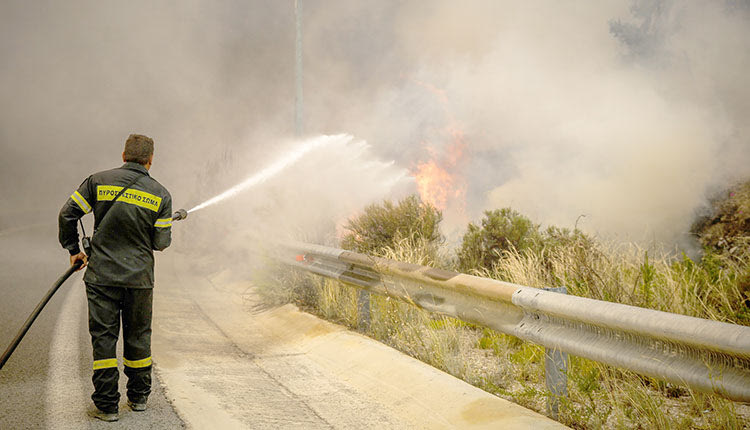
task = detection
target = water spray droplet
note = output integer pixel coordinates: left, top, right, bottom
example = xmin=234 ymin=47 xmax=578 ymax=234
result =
xmin=188 ymin=134 xmax=352 ymax=213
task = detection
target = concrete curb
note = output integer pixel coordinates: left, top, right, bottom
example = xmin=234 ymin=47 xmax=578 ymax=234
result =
xmin=152 ymin=253 xmax=568 ymax=429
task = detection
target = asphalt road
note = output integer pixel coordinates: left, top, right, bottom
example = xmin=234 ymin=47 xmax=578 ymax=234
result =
xmin=0 ymin=223 xmax=183 ymax=428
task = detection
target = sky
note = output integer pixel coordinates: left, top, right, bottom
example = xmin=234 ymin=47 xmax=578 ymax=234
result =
xmin=0 ymin=0 xmax=748 ymax=247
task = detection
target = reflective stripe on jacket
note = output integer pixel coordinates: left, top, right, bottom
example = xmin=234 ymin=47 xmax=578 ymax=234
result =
xmin=59 ymin=162 xmax=173 ymax=288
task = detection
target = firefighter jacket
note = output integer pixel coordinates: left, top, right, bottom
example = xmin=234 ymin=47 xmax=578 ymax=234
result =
xmin=58 ymin=162 xmax=173 ymax=288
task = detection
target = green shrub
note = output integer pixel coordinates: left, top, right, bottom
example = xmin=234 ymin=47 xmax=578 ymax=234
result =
xmin=458 ymin=208 xmax=543 ymax=272
xmin=341 ymin=194 xmax=443 ymax=256
xmin=542 ymin=225 xmax=595 ymax=253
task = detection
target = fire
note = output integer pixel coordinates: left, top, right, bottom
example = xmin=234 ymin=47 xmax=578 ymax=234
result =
xmin=414 ymin=160 xmax=453 ymax=210
xmin=408 ymin=78 xmax=468 ymax=215
xmin=412 ymin=134 xmax=466 ymax=210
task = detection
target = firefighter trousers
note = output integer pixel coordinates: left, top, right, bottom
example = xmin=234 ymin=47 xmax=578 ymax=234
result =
xmin=85 ymin=283 xmax=153 ymax=413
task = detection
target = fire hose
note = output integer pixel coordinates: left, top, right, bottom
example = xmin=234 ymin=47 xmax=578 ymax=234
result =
xmin=0 ymin=209 xmax=189 ymax=371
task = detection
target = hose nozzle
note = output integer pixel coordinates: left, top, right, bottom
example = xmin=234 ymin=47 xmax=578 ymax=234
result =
xmin=172 ymin=209 xmax=188 ymax=221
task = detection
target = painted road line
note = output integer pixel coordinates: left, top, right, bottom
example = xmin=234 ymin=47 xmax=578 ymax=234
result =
xmin=45 ymin=278 xmax=88 ymax=427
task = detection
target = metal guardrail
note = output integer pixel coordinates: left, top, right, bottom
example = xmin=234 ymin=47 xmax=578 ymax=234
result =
xmin=274 ymin=241 xmax=750 ymax=404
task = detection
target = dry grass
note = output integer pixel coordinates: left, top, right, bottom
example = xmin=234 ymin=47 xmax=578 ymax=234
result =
xmin=258 ymin=236 xmax=750 ymax=429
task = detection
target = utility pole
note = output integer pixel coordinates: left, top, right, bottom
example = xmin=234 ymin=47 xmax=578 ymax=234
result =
xmin=294 ymin=0 xmax=304 ymax=136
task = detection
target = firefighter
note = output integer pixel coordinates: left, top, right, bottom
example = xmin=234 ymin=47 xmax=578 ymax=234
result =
xmin=58 ymin=134 xmax=173 ymax=422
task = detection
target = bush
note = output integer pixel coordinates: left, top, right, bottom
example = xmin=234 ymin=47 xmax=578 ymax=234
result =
xmin=341 ymin=195 xmax=443 ymax=256
xmin=542 ymin=225 xmax=595 ymax=252
xmin=457 ymin=208 xmax=543 ymax=272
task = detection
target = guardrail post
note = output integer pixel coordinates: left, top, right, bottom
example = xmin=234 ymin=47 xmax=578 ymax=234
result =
xmin=357 ymin=290 xmax=371 ymax=330
xmin=543 ymin=286 xmax=568 ymax=421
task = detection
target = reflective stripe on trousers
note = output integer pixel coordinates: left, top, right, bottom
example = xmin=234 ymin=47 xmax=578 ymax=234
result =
xmin=86 ymin=283 xmax=153 ymax=412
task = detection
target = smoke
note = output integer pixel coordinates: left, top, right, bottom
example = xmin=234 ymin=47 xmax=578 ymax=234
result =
xmin=479 ymin=0 xmax=750 ymax=242
xmin=1 ymin=1 xmax=747 ymax=248
xmin=302 ymin=0 xmax=750 ymax=243
xmin=0 ymin=1 xmax=298 ymax=225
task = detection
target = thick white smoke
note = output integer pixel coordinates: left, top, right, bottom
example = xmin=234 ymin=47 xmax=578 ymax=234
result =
xmin=301 ymin=0 xmax=750 ymax=243
xmin=1 ymin=1 xmax=747 ymax=247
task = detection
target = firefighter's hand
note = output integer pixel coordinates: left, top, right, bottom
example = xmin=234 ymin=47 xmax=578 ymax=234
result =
xmin=70 ymin=252 xmax=88 ymax=271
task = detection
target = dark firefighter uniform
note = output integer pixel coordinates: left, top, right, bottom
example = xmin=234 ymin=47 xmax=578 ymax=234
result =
xmin=58 ymin=161 xmax=172 ymax=414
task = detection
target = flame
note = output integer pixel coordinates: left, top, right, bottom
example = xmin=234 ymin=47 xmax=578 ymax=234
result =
xmin=414 ymin=160 xmax=453 ymax=210
xmin=411 ymin=131 xmax=467 ymax=211
xmin=408 ymin=78 xmax=468 ymax=219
